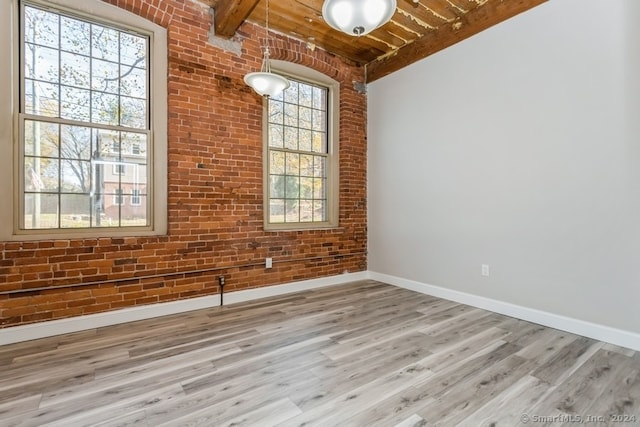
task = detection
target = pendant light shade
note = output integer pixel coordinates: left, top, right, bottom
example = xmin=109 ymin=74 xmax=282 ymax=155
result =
xmin=244 ymin=49 xmax=290 ymax=97
xmin=322 ymin=0 xmax=397 ymax=36
xmin=244 ymin=0 xmax=289 ymax=97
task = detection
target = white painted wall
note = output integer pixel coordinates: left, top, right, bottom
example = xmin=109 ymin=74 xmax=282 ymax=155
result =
xmin=368 ymin=0 xmax=640 ymax=334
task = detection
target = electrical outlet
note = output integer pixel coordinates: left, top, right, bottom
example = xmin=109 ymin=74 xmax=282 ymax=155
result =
xmin=266 ymin=257 xmax=273 ymax=269
xmin=481 ymin=264 xmax=490 ymax=277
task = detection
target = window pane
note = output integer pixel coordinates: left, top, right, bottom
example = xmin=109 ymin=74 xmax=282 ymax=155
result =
xmin=91 ymin=189 xmax=110 ymax=227
xmin=132 ymin=163 xmax=148 ymax=186
xmin=61 ymin=52 xmax=90 ymax=88
xmin=284 ymin=127 xmax=297 ymax=150
xmin=312 ymin=86 xmax=326 ymax=110
xmin=61 ymin=86 xmax=91 ymax=122
xmin=300 ymin=177 xmax=313 ymax=199
xmin=24 ymin=7 xmax=59 ymax=48
xmin=121 ymin=67 xmax=146 ymax=98
xmin=24 ymin=157 xmax=58 ymax=192
xmin=127 ymin=195 xmax=148 ymax=226
xmin=299 ymin=107 xmax=312 ymax=130
xmin=270 ymin=199 xmax=285 ymax=223
xmin=24 ymin=193 xmax=59 ymax=229
xmin=285 ymin=176 xmax=299 ymax=199
xmin=94 ymin=129 xmax=119 ymax=157
xmin=300 ymin=154 xmax=313 ymax=177
xmin=92 ymin=59 xmax=120 ymax=94
xmin=92 ymin=92 xmax=119 ymax=126
xmin=284 ymin=81 xmax=298 ymax=104
xmin=300 ymin=200 xmax=313 ymax=222
xmin=299 ymin=84 xmax=312 ymax=108
xmin=284 ymin=103 xmax=298 ymax=127
xmin=285 ymin=152 xmax=299 ymax=175
xmin=25 ymin=45 xmax=59 ymax=83
xmin=270 ymin=151 xmax=284 ymax=174
xmin=270 ymin=175 xmax=285 ymax=198
xmin=122 ymin=132 xmax=147 ymax=156
xmin=312 ymin=109 xmax=325 ymax=132
xmin=24 ymin=120 xmax=59 ymax=157
xmin=313 ymin=200 xmax=326 ymax=221
xmin=313 ymin=156 xmax=325 ymax=178
xmin=120 ymin=97 xmax=147 ymax=129
xmin=312 ymin=132 xmax=326 ymax=153
xmin=120 ymin=33 xmax=146 ymax=68
xmin=91 ymin=25 xmax=119 ymax=62
xmin=61 ymin=159 xmax=91 ymax=193
xmin=61 ymin=125 xmax=92 ymax=160
xmin=25 ymin=80 xmax=59 ymax=116
xmin=269 ymin=124 xmax=284 ymax=148
xmin=299 ymin=130 xmax=312 ymax=153
xmin=61 ymin=194 xmax=90 ymax=228
xmin=61 ymin=16 xmax=90 ymax=55
xmin=285 ymin=199 xmax=299 ymax=222
xmin=269 ymin=100 xmax=283 ymax=124
xmin=313 ymin=178 xmax=326 ymax=199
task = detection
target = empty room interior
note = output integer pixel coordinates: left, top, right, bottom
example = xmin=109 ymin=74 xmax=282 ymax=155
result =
xmin=1 ymin=0 xmax=640 ymax=425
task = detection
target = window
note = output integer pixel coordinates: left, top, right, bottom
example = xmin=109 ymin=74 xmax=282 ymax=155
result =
xmin=113 ymin=188 xmax=124 ymax=205
xmin=264 ymin=62 xmax=339 ymax=230
xmin=131 ymin=188 xmax=141 ymax=206
xmin=0 ymin=0 xmax=167 ymax=239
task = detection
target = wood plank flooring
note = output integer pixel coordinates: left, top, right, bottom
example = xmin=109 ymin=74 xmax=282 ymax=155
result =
xmin=1 ymin=280 xmax=639 ymax=426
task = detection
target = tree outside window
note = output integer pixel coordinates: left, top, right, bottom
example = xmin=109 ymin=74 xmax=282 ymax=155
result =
xmin=266 ymin=79 xmax=330 ymax=226
xmin=21 ymin=3 xmax=149 ymax=229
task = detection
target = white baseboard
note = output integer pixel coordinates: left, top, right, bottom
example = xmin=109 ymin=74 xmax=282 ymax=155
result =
xmin=369 ymin=271 xmax=640 ymax=352
xmin=5 ymin=270 xmax=638 ymax=352
xmin=0 ymin=271 xmax=368 ymax=346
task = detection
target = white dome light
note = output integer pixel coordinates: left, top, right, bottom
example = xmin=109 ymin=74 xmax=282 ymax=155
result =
xmin=244 ymin=71 xmax=290 ymax=98
xmin=322 ymin=0 xmax=397 ymax=36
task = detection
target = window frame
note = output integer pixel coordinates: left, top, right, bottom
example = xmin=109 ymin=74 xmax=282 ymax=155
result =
xmin=0 ymin=0 xmax=167 ymax=240
xmin=263 ymin=61 xmax=340 ymax=231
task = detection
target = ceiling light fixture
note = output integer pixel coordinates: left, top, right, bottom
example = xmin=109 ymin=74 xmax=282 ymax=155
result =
xmin=244 ymin=0 xmax=289 ymax=97
xmin=322 ymin=0 xmax=397 ymax=36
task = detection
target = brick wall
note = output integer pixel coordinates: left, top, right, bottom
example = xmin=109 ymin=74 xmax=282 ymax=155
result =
xmin=0 ymin=0 xmax=367 ymax=328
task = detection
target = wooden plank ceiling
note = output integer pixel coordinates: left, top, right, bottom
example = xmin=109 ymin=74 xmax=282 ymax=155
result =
xmin=207 ymin=0 xmax=548 ymax=82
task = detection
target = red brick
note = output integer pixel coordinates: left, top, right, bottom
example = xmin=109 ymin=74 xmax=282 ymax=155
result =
xmin=0 ymin=0 xmax=367 ymax=328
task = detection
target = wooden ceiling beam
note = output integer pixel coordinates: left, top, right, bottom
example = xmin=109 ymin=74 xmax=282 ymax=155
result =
xmin=366 ymin=0 xmax=548 ymax=83
xmin=213 ymin=0 xmax=261 ymax=38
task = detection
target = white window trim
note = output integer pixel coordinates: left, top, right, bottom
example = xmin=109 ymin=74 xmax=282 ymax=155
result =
xmin=0 ymin=0 xmax=167 ymax=240
xmin=263 ymin=60 xmax=340 ymax=231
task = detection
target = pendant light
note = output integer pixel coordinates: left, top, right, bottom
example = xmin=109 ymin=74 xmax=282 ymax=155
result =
xmin=322 ymin=0 xmax=397 ymax=36
xmin=244 ymin=0 xmax=290 ymax=97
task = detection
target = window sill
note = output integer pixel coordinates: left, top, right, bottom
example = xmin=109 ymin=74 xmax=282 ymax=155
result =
xmin=264 ymin=223 xmax=342 ymax=233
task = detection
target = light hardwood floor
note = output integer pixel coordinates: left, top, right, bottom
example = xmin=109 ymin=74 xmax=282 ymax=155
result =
xmin=1 ymin=280 xmax=639 ymax=426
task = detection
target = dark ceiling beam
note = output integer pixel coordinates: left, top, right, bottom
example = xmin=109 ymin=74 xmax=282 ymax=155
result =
xmin=213 ymin=0 xmax=261 ymax=38
xmin=366 ymin=0 xmax=549 ymax=83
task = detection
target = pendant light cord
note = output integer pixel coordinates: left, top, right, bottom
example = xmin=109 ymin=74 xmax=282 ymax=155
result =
xmin=263 ymin=0 xmax=271 ymax=73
